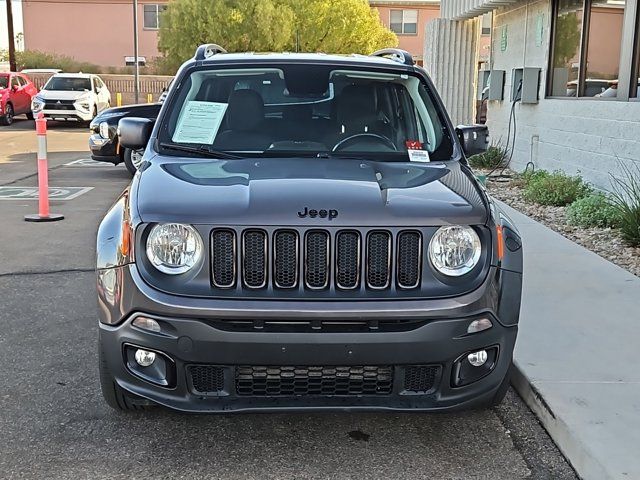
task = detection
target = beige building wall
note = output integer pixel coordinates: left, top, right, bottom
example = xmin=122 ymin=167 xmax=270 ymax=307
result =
xmin=371 ymin=2 xmax=441 ymax=64
xmin=21 ymin=0 xmax=166 ymax=67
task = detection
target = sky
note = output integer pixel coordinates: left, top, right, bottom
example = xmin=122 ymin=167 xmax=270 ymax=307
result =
xmin=0 ymin=0 xmax=25 ymax=52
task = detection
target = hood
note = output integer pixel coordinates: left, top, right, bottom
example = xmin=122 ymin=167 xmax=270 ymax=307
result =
xmin=94 ymin=102 xmax=161 ymax=121
xmin=135 ymin=157 xmax=488 ymax=227
xmin=37 ymin=89 xmax=90 ymax=101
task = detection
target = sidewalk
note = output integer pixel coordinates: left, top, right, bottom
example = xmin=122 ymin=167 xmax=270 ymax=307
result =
xmin=500 ymin=201 xmax=640 ymax=480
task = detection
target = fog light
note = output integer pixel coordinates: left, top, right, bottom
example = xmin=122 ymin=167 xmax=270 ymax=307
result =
xmin=134 ymin=349 xmax=156 ymax=367
xmin=467 ymin=350 xmax=488 ymax=367
xmin=467 ymin=318 xmax=492 ymax=334
xmin=132 ymin=316 xmax=161 ymax=333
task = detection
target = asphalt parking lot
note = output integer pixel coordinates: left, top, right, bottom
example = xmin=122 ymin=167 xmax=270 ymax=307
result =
xmin=0 ymin=117 xmax=578 ymax=479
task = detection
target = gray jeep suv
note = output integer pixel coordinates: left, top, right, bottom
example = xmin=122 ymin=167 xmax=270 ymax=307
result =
xmin=97 ymin=44 xmax=523 ymax=412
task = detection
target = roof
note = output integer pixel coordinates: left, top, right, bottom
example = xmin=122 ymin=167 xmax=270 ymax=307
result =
xmin=51 ymin=73 xmax=94 ymax=78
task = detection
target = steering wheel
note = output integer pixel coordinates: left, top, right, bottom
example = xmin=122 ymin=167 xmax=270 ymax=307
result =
xmin=332 ymin=133 xmax=397 ymax=152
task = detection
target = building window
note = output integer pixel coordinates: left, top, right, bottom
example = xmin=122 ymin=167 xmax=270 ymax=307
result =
xmin=390 ymin=10 xmax=418 ymax=35
xmin=143 ymin=4 xmax=167 ymax=30
xmin=549 ymin=0 xmax=627 ymax=97
xmin=481 ymin=13 xmax=492 ymax=36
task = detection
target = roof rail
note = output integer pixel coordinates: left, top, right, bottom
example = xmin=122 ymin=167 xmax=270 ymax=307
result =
xmin=194 ymin=44 xmax=228 ymax=61
xmin=370 ymin=48 xmax=414 ymax=66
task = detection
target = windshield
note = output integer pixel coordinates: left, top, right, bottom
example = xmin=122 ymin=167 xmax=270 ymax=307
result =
xmin=159 ymin=65 xmax=454 ymax=161
xmin=44 ymin=76 xmax=91 ymax=92
xmin=0 ymin=76 xmax=8 ymax=89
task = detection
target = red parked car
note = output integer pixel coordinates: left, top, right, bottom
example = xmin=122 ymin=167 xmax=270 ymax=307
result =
xmin=0 ymin=72 xmax=38 ymax=125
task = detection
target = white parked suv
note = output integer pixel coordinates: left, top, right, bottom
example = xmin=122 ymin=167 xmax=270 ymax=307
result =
xmin=31 ymin=73 xmax=111 ymax=123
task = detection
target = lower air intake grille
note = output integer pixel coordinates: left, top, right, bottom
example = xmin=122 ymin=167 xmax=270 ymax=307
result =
xmin=367 ymin=231 xmax=391 ymax=289
xmin=211 ymin=229 xmax=236 ymax=288
xmin=188 ymin=365 xmax=225 ymax=393
xmin=242 ymin=230 xmax=267 ymax=288
xmin=235 ymin=365 xmax=394 ymax=396
xmin=404 ymin=365 xmax=439 ymax=393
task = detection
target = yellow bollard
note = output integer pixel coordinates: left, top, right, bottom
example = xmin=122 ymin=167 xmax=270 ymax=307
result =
xmin=116 ymin=92 xmax=122 ymax=107
xmin=147 ymin=93 xmax=153 ymax=104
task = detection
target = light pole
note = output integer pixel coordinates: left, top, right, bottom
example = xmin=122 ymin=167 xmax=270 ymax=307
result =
xmin=5 ymin=0 xmax=17 ymax=71
xmin=132 ymin=0 xmax=140 ymax=103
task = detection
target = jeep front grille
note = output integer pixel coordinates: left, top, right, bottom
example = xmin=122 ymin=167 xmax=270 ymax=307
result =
xmin=336 ymin=231 xmax=360 ymax=289
xmin=366 ymin=231 xmax=391 ymax=289
xmin=274 ymin=230 xmax=298 ymax=288
xmin=242 ymin=230 xmax=267 ymax=288
xmin=305 ymin=230 xmax=330 ymax=289
xmin=211 ymin=229 xmax=236 ymax=288
xmin=210 ymin=227 xmax=425 ymax=293
xmin=397 ymin=231 xmax=422 ymax=289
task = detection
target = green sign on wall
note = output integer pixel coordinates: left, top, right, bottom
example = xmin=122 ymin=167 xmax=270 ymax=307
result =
xmin=500 ymin=25 xmax=508 ymax=52
xmin=535 ymin=14 xmax=544 ymax=47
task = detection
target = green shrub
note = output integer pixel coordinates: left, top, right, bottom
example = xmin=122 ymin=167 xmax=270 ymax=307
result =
xmin=566 ymin=193 xmax=621 ymax=228
xmin=523 ymin=170 xmax=591 ymax=206
xmin=519 ymin=169 xmax=549 ymax=187
xmin=0 ymin=49 xmax=102 ymax=73
xmin=609 ymin=163 xmax=640 ymax=246
xmin=468 ymin=143 xmax=509 ymax=169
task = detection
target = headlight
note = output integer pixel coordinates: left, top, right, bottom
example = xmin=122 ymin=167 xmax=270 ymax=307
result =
xmin=32 ymin=97 xmax=44 ymax=111
xmin=146 ymin=223 xmax=203 ymax=274
xmin=99 ymin=122 xmax=110 ymax=139
xmin=428 ymin=226 xmax=481 ymax=276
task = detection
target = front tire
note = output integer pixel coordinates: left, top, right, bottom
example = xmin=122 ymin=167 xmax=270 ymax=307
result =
xmin=123 ymin=148 xmax=143 ymax=176
xmin=26 ymin=111 xmax=35 ymax=120
xmin=0 ymin=103 xmax=14 ymax=125
xmin=99 ymin=341 xmax=152 ymax=411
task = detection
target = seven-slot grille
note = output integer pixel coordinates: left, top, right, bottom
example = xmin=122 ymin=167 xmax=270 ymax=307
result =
xmin=211 ymin=228 xmax=423 ymax=291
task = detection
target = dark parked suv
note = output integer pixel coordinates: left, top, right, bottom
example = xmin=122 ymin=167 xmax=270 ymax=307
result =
xmin=97 ymin=44 xmax=523 ymax=412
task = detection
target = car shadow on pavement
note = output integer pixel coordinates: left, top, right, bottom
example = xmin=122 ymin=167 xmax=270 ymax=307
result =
xmin=1 ymin=118 xmax=91 ymax=132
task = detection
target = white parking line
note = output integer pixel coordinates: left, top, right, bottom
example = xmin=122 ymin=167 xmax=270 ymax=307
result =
xmin=64 ymin=158 xmax=108 ymax=167
xmin=0 ymin=186 xmax=94 ymax=200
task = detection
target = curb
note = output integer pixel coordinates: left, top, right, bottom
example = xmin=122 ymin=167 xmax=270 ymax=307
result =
xmin=510 ymin=360 xmax=610 ymax=480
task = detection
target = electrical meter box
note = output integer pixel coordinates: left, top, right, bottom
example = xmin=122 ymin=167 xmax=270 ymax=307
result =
xmin=488 ymin=70 xmax=505 ymax=101
xmin=477 ymin=70 xmax=491 ymax=100
xmin=511 ymin=67 xmax=541 ymax=103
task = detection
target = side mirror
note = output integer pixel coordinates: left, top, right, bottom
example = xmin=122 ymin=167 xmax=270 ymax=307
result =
xmin=456 ymin=125 xmax=489 ymax=157
xmin=118 ymin=117 xmax=154 ymax=149
xmin=12 ymin=84 xmax=19 ymax=92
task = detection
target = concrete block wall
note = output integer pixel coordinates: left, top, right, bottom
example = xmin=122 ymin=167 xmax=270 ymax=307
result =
xmin=486 ymin=0 xmax=640 ymax=189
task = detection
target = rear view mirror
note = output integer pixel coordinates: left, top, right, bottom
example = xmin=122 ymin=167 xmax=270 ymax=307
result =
xmin=456 ymin=125 xmax=489 ymax=157
xmin=118 ymin=117 xmax=154 ymax=149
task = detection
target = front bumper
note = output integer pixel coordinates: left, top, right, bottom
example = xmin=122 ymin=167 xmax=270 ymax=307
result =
xmin=89 ymin=133 xmax=119 ymax=164
xmin=98 ymin=265 xmax=521 ymax=412
xmin=40 ymin=108 xmax=93 ymax=122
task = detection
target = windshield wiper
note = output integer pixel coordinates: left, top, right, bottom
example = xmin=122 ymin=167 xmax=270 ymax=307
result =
xmin=317 ymin=151 xmax=408 ymax=162
xmin=159 ymin=142 xmax=244 ymax=160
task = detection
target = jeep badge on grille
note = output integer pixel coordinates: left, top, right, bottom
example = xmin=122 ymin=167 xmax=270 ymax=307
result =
xmin=297 ymin=207 xmax=338 ymax=220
